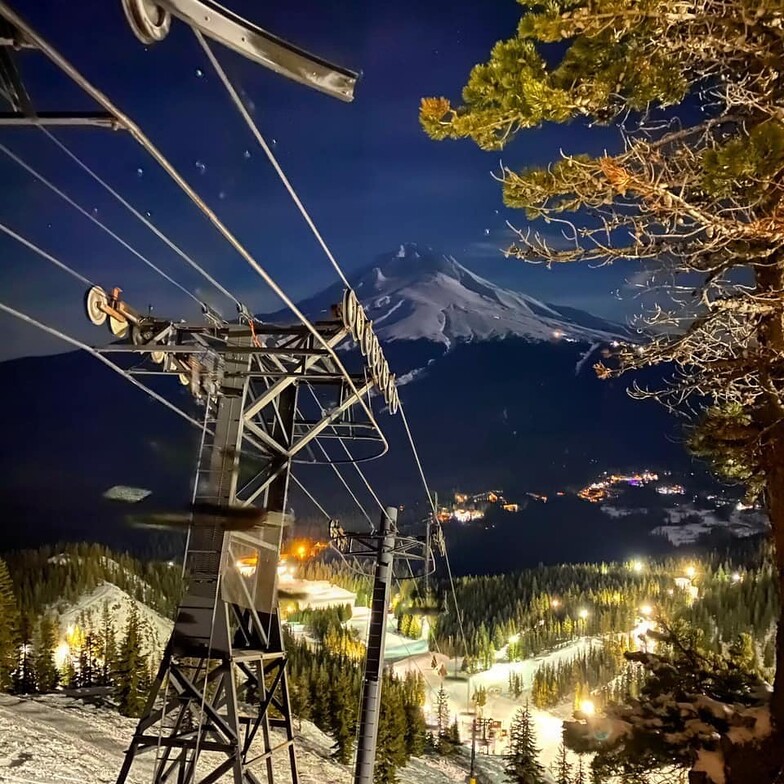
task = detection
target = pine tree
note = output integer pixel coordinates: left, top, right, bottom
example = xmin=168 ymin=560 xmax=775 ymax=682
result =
xmin=574 ymin=755 xmax=586 ymax=784
xmin=374 ymin=676 xmax=408 ymax=784
xmin=420 ymin=0 xmax=784 ymax=761
xmin=329 ymin=666 xmax=356 ymax=764
xmin=14 ymin=615 xmax=35 ymax=695
xmin=553 ymin=743 xmax=572 ymax=784
xmin=290 ymin=676 xmax=311 ymax=730
xmin=114 ymin=605 xmax=149 ymax=717
xmin=403 ymin=675 xmax=427 ymax=757
xmin=506 ymin=703 xmax=545 ymax=784
xmin=97 ymin=601 xmax=117 ymax=687
xmin=0 ymin=557 xmax=20 ymax=692
xmin=33 ymin=615 xmax=59 ymax=692
xmin=434 ymin=683 xmax=451 ymax=754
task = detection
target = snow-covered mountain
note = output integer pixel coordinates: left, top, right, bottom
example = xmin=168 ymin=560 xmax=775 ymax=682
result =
xmin=275 ymin=243 xmax=624 ymax=348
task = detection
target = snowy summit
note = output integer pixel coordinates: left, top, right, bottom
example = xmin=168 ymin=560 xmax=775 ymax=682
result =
xmin=283 ymin=243 xmax=624 ymax=348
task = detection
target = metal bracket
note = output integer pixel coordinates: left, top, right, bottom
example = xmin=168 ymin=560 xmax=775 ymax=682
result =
xmin=122 ymin=0 xmax=359 ymax=101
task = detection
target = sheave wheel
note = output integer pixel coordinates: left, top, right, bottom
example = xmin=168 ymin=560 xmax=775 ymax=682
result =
xmin=121 ymin=0 xmax=171 ymax=45
xmin=108 ymin=315 xmax=129 ymax=339
xmin=85 ymin=286 xmax=108 ymax=326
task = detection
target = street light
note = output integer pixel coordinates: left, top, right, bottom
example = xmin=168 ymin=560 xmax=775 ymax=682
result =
xmin=731 ymin=572 xmax=742 ymax=583
xmin=631 ymin=560 xmax=644 ymax=574
xmin=578 ymin=608 xmax=589 ymax=620
xmin=579 ymin=699 xmax=595 ymax=716
xmin=685 ymin=565 xmax=696 ymax=579
xmin=640 ymin=604 xmax=653 ymax=617
xmin=551 ymin=599 xmax=561 ymax=609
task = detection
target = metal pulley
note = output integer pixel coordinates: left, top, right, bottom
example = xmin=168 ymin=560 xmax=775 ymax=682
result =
xmin=119 ymin=0 xmax=359 ymax=102
xmin=121 ymin=0 xmax=171 ymax=44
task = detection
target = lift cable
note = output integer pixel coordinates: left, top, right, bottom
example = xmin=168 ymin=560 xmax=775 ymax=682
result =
xmin=0 ymin=221 xmax=92 ymax=286
xmin=0 ymin=1 xmax=388 ymax=458
xmin=37 ymin=126 xmax=241 ymax=308
xmin=195 ymin=30 xmax=352 ymax=291
xmin=398 ymin=402 xmax=470 ymax=667
xmin=0 ymin=141 xmax=204 ymax=307
xmin=0 ymin=300 xmax=206 ymax=429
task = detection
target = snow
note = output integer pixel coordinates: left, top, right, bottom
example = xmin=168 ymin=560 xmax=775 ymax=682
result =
xmin=54 ymin=582 xmax=173 ymax=662
xmin=0 ymin=694 xmax=477 ymax=784
xmin=650 ymin=505 xmax=769 ymax=546
xmin=279 ymin=576 xmax=357 ymax=612
xmin=283 ymin=243 xmax=625 ymax=349
xmin=344 ymin=607 xmax=429 ymax=660
xmin=693 ymin=749 xmax=726 ymax=784
xmin=102 ymin=486 xmax=151 ymax=503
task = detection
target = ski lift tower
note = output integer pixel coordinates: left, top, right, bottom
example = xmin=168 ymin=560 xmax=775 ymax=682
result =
xmin=0 ymin=2 xmax=369 ymax=782
xmin=83 ymin=285 xmax=393 ymax=784
xmin=108 ymin=7 xmax=362 ymax=783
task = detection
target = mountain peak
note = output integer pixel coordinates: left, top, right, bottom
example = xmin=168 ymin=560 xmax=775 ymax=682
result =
xmin=271 ymin=245 xmax=625 ymax=348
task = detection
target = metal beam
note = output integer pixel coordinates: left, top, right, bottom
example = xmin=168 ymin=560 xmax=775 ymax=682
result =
xmin=242 ymin=327 xmax=347 ymax=421
xmin=0 ymin=111 xmax=119 ymax=127
xmin=158 ymin=0 xmax=358 ymax=102
xmin=288 ymin=379 xmax=374 ymax=459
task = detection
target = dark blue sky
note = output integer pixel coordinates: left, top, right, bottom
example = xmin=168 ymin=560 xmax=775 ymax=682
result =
xmin=1 ymin=0 xmax=637 ymax=360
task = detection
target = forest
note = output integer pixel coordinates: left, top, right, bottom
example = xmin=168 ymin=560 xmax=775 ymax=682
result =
xmin=0 ymin=538 xmax=778 ymax=784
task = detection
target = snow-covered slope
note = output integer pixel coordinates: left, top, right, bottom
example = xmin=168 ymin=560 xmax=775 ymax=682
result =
xmin=271 ymin=243 xmax=625 ymax=348
xmin=0 ymin=694 xmax=473 ymax=784
xmin=55 ymin=581 xmax=173 ymax=661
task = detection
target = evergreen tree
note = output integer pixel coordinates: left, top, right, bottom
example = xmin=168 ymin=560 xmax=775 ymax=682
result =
xmin=574 ymin=755 xmax=586 ymax=784
xmin=506 ymin=703 xmax=545 ymax=784
xmin=374 ymin=675 xmax=407 ymax=784
xmin=421 ymin=0 xmax=784 ymax=762
xmin=0 ymin=557 xmax=20 ymax=692
xmin=403 ymin=675 xmax=427 ymax=757
xmin=329 ymin=666 xmax=356 ymax=764
xmin=114 ymin=605 xmax=149 ymax=717
xmin=290 ymin=676 xmax=311 ymax=731
xmin=14 ymin=616 xmax=36 ymax=695
xmin=553 ymin=743 xmax=572 ymax=784
xmin=33 ymin=615 xmax=59 ymax=692
xmin=434 ymin=684 xmax=451 ymax=754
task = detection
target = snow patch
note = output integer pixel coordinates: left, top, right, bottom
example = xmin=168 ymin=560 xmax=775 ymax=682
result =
xmin=103 ymin=486 xmax=151 ymax=503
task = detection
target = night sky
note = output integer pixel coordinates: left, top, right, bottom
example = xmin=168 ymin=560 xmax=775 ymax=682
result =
xmin=1 ymin=0 xmax=636 ymax=361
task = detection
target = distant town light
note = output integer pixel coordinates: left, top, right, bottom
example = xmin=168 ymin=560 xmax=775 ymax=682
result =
xmin=553 ymin=329 xmax=564 ymax=339
xmin=579 ymin=699 xmax=596 ymax=716
xmin=731 ymin=572 xmax=742 ymax=583
xmin=631 ymin=560 xmax=644 ymax=573
xmin=685 ymin=565 xmax=696 ymax=579
xmin=508 ymin=633 xmax=520 ymax=644
xmin=640 ymin=604 xmax=653 ymax=617
xmin=578 ymin=609 xmax=589 ymax=620
xmin=551 ymin=599 xmax=561 ymax=609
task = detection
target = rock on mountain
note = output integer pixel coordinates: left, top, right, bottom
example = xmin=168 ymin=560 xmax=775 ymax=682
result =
xmin=269 ymin=243 xmax=625 ymax=348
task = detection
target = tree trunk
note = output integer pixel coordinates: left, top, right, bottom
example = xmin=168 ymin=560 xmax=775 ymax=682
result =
xmin=762 ymin=457 xmax=784 ymax=755
xmin=755 ymin=265 xmax=784 ymax=780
